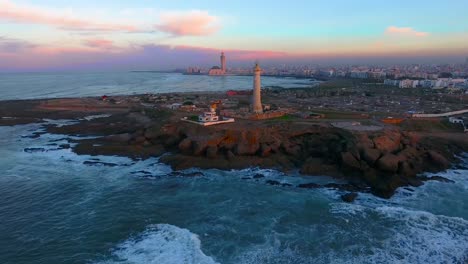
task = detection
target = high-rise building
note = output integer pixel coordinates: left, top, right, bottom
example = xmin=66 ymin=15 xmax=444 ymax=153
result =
xmin=221 ymin=52 xmax=226 ymax=72
xmin=465 ymin=56 xmax=468 ymax=65
xmin=252 ymin=63 xmax=263 ymax=114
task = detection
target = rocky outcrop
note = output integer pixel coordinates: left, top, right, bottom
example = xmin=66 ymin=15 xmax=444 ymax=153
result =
xmin=47 ymin=113 xmax=467 ymax=199
xmin=376 ymin=153 xmax=401 ymax=173
xmin=341 ymin=192 xmax=358 ymax=203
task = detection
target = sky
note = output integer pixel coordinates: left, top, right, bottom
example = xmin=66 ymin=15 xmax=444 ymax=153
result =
xmin=0 ymin=0 xmax=467 ymax=71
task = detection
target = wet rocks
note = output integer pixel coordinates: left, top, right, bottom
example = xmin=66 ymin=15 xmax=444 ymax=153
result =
xmin=21 ymin=131 xmax=46 ymax=139
xmin=253 ymin=174 xmax=265 ymax=179
xmin=105 ymin=133 xmax=132 ymax=143
xmin=170 ymin=171 xmax=205 ymax=177
xmin=361 ymin=147 xmax=381 ymax=165
xmin=376 ymin=153 xmax=400 ymax=173
xmin=428 ymin=151 xmax=450 ymax=169
xmin=300 ymin=158 xmax=341 ymax=177
xmin=206 ymin=146 xmax=218 ymax=159
xmin=372 ymin=130 xmax=401 ymax=154
xmin=83 ymin=160 xmax=119 ymax=167
xmin=58 ymin=144 xmax=71 ymax=149
xmin=341 ymin=192 xmax=358 ymax=203
xmin=341 ymin=152 xmax=361 ymax=170
xmin=178 ymin=138 xmax=192 ymax=153
xmin=297 ymin=183 xmax=320 ymax=189
xmin=38 ymin=107 xmax=467 ymax=200
xmin=24 ymin=147 xmax=46 ymax=153
xmin=421 ymin=175 xmax=455 ymax=183
xmin=266 ymin=180 xmax=281 ymax=186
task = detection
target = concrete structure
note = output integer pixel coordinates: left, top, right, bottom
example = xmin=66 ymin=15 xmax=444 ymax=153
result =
xmin=350 ymin=71 xmax=368 ymax=79
xmin=221 ymin=52 xmax=226 ymax=73
xmin=208 ymin=66 xmax=224 ymax=76
xmin=181 ymin=101 xmax=235 ymax=126
xmin=252 ymin=63 xmax=263 ymax=114
xmin=412 ymin=109 xmax=468 ymax=118
xmin=384 ymin=79 xmax=400 ymax=86
xmin=199 ymin=107 xmax=220 ymax=122
xmin=209 ymin=52 xmax=227 ymax=76
xmin=399 ymin=79 xmax=414 ymax=88
xmin=449 ymin=117 xmax=464 ymax=124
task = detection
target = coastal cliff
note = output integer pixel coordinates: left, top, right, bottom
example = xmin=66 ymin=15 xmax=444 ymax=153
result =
xmin=49 ymin=111 xmax=468 ymax=199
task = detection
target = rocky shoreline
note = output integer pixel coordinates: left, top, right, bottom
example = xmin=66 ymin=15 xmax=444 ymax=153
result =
xmin=44 ymin=110 xmax=468 ymax=199
xmin=2 ymin=98 xmax=467 ymax=200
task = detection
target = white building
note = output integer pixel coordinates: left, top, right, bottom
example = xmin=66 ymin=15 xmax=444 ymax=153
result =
xmin=420 ymin=80 xmax=435 ymax=88
xmin=399 ymin=79 xmax=414 ymax=88
xmin=384 ymin=79 xmax=400 ymax=86
xmin=368 ymin=71 xmax=387 ymax=80
xmin=199 ymin=110 xmax=219 ymax=122
xmin=209 ymin=52 xmax=227 ymax=76
xmin=350 ymin=71 xmax=368 ymax=79
xmin=449 ymin=117 xmax=464 ymax=124
xmin=435 ymin=78 xmax=449 ymax=88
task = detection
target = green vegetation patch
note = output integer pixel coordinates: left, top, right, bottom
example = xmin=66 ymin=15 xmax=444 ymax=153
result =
xmin=144 ymin=108 xmax=172 ymax=120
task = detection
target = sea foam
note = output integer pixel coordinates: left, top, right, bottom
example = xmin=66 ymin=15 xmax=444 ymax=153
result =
xmin=96 ymin=224 xmax=218 ymax=264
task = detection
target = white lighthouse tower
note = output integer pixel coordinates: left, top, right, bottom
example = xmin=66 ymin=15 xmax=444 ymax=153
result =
xmin=252 ymin=63 xmax=263 ymax=114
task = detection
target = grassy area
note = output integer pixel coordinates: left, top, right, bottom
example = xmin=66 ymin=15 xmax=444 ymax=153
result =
xmin=143 ymin=108 xmax=172 ymax=120
xmin=318 ymin=79 xmax=356 ymax=90
xmin=310 ymin=109 xmax=369 ymax=119
xmin=399 ymin=119 xmax=464 ymax=132
xmin=264 ymin=114 xmax=298 ymax=124
xmin=189 ymin=115 xmax=199 ymax=121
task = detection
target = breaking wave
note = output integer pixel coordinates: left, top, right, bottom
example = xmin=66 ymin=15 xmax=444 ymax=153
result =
xmin=96 ymin=224 xmax=219 ymax=264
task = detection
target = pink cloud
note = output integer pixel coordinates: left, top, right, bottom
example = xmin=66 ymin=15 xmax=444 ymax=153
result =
xmin=84 ymin=39 xmax=115 ymax=49
xmin=233 ymin=50 xmax=288 ymax=60
xmin=33 ymin=46 xmax=98 ymax=55
xmin=173 ymin=45 xmax=287 ymax=60
xmin=0 ymin=0 xmax=137 ymax=31
xmin=385 ymin=26 xmax=429 ymax=37
xmin=2 ymin=40 xmax=467 ymax=72
xmin=156 ymin=10 xmax=220 ymax=36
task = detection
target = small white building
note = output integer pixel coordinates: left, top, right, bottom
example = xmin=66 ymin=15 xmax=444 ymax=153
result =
xmin=169 ymin=103 xmax=182 ymax=110
xmin=199 ymin=109 xmax=219 ymax=122
xmin=449 ymin=117 xmax=464 ymax=124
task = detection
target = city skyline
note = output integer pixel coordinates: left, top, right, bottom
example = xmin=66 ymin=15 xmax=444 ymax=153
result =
xmin=1 ymin=0 xmax=468 ymax=71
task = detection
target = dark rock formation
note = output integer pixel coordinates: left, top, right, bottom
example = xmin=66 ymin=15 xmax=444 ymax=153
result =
xmin=40 ymin=113 xmax=467 ymax=199
xmin=421 ymin=175 xmax=455 ymax=183
xmin=253 ymin=174 xmax=265 ymax=179
xmin=266 ymin=180 xmax=281 ymax=186
xmin=297 ymin=183 xmax=320 ymax=189
xmin=341 ymin=192 xmax=358 ymax=203
xmin=376 ymin=154 xmax=400 ymax=173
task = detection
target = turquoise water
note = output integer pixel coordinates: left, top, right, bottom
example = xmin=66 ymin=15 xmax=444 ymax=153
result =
xmin=0 ymin=72 xmax=315 ymax=101
xmin=0 ymin=121 xmax=467 ymax=264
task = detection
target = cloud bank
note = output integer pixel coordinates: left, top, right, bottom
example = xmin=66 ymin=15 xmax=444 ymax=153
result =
xmin=156 ymin=10 xmax=220 ymax=36
xmin=385 ymin=26 xmax=429 ymax=37
xmin=0 ymin=0 xmax=137 ymax=31
xmin=0 ymin=0 xmax=221 ymax=36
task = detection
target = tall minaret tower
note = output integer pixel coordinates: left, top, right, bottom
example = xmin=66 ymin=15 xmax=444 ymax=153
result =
xmin=221 ymin=52 xmax=226 ymax=73
xmin=252 ymin=63 xmax=263 ymax=114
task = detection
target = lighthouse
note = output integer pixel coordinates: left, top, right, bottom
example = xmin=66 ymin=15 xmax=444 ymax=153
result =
xmin=252 ymin=63 xmax=263 ymax=114
xmin=221 ymin=52 xmax=226 ymax=73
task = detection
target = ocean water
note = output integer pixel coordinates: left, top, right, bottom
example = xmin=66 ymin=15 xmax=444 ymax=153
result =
xmin=0 ymin=72 xmax=315 ymax=101
xmin=0 ymin=121 xmax=467 ymax=264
